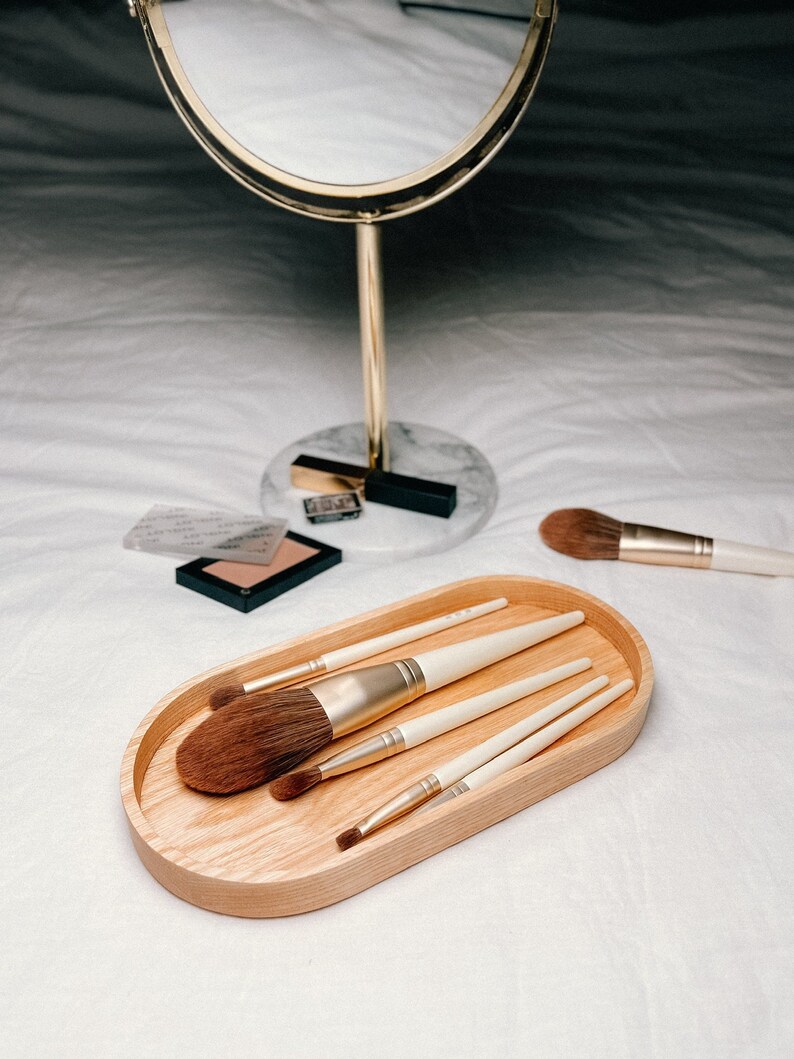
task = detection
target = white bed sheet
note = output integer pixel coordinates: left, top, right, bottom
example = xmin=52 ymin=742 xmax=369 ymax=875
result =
xmin=2 ymin=3 xmax=792 ymax=1057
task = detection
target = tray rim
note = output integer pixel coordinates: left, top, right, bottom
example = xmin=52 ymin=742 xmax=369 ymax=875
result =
xmin=120 ymin=574 xmax=654 ymax=916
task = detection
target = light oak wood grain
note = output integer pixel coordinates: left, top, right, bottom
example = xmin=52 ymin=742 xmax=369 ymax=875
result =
xmin=120 ymin=575 xmax=653 ymax=916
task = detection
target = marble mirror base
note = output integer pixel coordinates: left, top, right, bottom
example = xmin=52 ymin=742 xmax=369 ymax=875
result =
xmin=260 ymin=422 xmax=498 ymax=563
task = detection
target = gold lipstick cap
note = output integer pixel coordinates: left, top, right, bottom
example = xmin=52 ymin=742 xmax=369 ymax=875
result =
xmin=290 ymin=454 xmax=368 ymax=496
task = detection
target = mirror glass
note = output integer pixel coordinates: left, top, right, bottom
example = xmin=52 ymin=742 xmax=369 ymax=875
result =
xmin=160 ymin=0 xmax=532 ymax=186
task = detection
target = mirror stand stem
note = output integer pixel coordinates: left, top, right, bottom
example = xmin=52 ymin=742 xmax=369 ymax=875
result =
xmin=356 ymin=222 xmax=389 ymax=471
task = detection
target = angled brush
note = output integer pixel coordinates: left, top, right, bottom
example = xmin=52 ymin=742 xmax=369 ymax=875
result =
xmin=270 ymin=656 xmax=593 ymax=800
xmin=176 ymin=609 xmax=585 ymax=794
xmin=209 ymin=597 xmax=508 ymax=709
xmin=539 ymin=508 xmax=794 ymax=576
xmin=336 ymin=673 xmax=612 ymax=850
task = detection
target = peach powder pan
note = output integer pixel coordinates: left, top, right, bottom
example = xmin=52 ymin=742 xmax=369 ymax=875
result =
xmin=176 ymin=531 xmax=342 ymax=612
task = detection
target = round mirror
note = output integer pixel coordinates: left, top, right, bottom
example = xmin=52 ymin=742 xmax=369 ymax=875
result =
xmin=131 ymin=0 xmax=557 ymax=560
xmin=134 ymin=0 xmax=556 ymax=219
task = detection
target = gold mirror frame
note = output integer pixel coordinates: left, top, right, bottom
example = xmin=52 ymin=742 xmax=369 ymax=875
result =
xmin=131 ymin=0 xmax=557 ymax=222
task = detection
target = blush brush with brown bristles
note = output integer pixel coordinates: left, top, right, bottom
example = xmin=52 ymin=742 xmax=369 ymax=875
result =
xmin=208 ymin=597 xmax=508 ymax=710
xmin=175 ymin=610 xmax=585 ymax=794
xmin=539 ymin=508 xmax=794 ymax=576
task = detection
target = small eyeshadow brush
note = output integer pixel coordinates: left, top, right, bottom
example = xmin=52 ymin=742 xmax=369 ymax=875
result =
xmin=176 ymin=610 xmax=585 ymax=794
xmin=336 ymin=674 xmax=611 ymax=850
xmin=270 ymin=656 xmax=593 ymax=799
xmin=209 ymin=597 xmax=508 ymax=709
xmin=539 ymin=508 xmax=794 ymax=576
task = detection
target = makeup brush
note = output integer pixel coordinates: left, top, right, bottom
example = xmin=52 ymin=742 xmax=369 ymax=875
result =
xmin=209 ymin=597 xmax=508 ymax=710
xmin=176 ymin=610 xmax=585 ymax=794
xmin=336 ymin=674 xmax=611 ymax=850
xmin=539 ymin=508 xmax=794 ymax=576
xmin=270 ymin=656 xmax=593 ymax=800
xmin=421 ymin=678 xmax=634 ymax=812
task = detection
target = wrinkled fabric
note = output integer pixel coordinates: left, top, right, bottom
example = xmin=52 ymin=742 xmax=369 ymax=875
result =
xmin=1 ymin=3 xmax=792 ymax=1057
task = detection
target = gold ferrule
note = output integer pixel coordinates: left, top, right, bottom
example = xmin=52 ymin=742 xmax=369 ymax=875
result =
xmin=357 ymin=774 xmax=443 ymax=839
xmin=310 ymin=658 xmax=426 ymax=738
xmin=244 ymin=657 xmax=326 ymax=695
xmin=618 ymin=523 xmax=714 ymax=569
xmin=417 ymin=781 xmax=468 ymax=814
xmin=317 ymin=728 xmax=407 ymax=780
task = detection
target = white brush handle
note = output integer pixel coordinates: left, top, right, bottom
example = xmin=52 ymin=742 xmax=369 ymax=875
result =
xmin=398 ymin=657 xmax=593 ymax=749
xmin=457 ymin=678 xmax=635 ymax=792
xmin=711 ymin=538 xmax=794 ymax=577
xmin=320 ymin=598 xmax=508 ymax=670
xmin=432 ymin=675 xmax=608 ymax=790
xmin=413 ymin=611 xmax=585 ymax=692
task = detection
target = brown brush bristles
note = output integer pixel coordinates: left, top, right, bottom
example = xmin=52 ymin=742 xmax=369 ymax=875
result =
xmin=336 ymin=827 xmax=363 ymax=851
xmin=269 ymin=766 xmax=323 ymax=801
xmin=209 ymin=683 xmax=244 ymax=710
xmin=538 ymin=507 xmax=623 ymax=560
xmin=175 ymin=687 xmax=334 ymax=794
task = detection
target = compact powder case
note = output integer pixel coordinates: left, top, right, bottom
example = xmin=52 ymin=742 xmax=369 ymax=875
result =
xmin=176 ymin=531 xmax=342 ymax=612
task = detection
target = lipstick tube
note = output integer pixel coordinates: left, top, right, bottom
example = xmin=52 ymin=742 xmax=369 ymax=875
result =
xmin=290 ymin=453 xmax=457 ymax=518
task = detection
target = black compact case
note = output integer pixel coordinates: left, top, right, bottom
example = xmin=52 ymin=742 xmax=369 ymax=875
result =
xmin=176 ymin=531 xmax=342 ymax=612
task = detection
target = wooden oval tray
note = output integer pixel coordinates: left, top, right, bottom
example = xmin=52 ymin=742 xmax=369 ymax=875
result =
xmin=120 ymin=575 xmax=653 ymax=917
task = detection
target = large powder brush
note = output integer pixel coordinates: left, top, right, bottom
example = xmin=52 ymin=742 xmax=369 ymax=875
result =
xmin=270 ymin=656 xmax=593 ymax=801
xmin=175 ymin=610 xmax=584 ymax=795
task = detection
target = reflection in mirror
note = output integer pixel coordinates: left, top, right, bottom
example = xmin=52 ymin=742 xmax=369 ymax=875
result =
xmin=160 ymin=0 xmax=531 ymax=185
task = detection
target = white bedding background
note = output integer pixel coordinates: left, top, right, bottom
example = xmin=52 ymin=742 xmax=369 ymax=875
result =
xmin=2 ymin=2 xmax=792 ymax=1056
